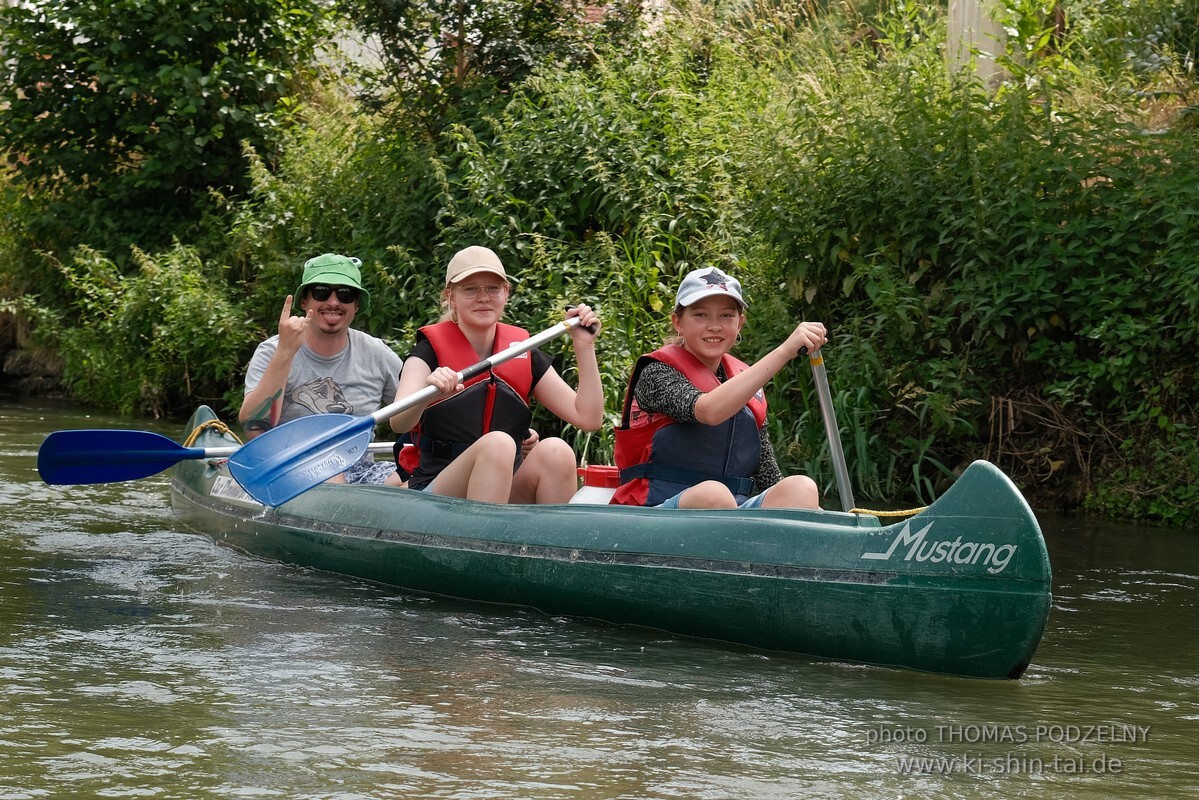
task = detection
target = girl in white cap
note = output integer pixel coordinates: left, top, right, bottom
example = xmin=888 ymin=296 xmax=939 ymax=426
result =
xmin=610 ymin=267 xmax=826 ymax=509
xmin=388 ymin=246 xmax=604 ymax=504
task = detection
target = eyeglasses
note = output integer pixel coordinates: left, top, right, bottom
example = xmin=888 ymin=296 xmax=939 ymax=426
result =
xmin=308 ymin=284 xmax=360 ymax=304
xmin=455 ymin=283 xmax=506 ymax=299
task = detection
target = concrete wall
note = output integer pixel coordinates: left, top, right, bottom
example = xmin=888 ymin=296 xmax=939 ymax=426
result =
xmin=948 ymin=0 xmax=1006 ymax=84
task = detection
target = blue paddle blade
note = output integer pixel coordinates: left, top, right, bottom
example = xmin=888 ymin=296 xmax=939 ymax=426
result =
xmin=38 ymin=429 xmax=204 ymax=485
xmin=227 ymin=413 xmax=375 ymax=507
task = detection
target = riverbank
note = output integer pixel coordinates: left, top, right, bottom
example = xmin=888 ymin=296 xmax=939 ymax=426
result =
xmin=5 ymin=304 xmax=1191 ymax=527
xmin=5 ymin=4 xmax=1197 ymax=528
xmin=0 ymin=312 xmax=63 ymax=397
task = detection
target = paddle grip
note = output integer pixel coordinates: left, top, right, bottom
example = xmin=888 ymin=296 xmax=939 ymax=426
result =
xmin=565 ymin=305 xmax=599 ymax=335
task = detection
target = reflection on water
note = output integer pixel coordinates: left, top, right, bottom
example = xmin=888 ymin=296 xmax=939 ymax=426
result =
xmin=1 ymin=396 xmax=1197 ymax=799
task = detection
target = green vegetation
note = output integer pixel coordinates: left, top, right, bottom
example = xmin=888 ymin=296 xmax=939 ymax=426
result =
xmin=0 ymin=0 xmax=330 ymax=273
xmin=1 ymin=0 xmax=1197 ymax=525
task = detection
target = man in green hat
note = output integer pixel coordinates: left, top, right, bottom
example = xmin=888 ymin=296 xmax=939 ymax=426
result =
xmin=238 ymin=253 xmax=405 ymax=485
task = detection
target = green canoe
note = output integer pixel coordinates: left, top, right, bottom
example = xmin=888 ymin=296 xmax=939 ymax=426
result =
xmin=170 ymin=406 xmax=1052 ymax=679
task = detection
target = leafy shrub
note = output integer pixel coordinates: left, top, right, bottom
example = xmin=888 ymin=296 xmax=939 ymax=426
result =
xmin=1084 ymin=422 xmax=1199 ymax=526
xmin=21 ymin=245 xmax=256 ymax=417
xmin=2 ymin=0 xmax=1197 ymax=524
xmin=0 ymin=0 xmax=331 ymax=298
xmin=745 ymin=3 xmax=1198 ymax=508
xmin=337 ymin=0 xmax=644 ymax=133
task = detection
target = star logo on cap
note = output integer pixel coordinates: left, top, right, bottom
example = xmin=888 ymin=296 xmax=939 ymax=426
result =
xmin=701 ymin=269 xmax=730 ymax=291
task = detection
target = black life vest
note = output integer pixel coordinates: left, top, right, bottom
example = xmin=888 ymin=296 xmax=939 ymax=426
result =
xmin=406 ymin=321 xmax=535 ymax=490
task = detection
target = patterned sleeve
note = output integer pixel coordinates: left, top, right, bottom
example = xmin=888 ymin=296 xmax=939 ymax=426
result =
xmin=753 ymin=429 xmax=783 ymax=492
xmin=632 ymin=361 xmax=702 ymax=422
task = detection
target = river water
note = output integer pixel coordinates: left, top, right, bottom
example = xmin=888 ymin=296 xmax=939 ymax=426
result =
xmin=1 ymin=396 xmax=1197 ymax=799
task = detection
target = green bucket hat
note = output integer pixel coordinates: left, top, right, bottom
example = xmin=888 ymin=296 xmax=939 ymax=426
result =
xmin=295 ymin=253 xmax=369 ymax=312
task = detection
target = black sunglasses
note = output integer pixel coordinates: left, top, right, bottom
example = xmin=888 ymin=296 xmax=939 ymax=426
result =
xmin=308 ymin=284 xmax=360 ymax=304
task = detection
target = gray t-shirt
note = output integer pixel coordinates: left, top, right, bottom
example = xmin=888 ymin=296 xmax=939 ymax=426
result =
xmin=244 ymin=328 xmax=403 ymax=426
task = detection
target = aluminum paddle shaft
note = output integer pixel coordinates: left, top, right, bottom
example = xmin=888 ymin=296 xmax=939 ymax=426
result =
xmin=809 ymin=348 xmax=856 ymax=513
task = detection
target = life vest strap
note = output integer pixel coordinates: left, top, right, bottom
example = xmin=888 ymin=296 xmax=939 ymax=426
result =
xmin=619 ymin=464 xmax=755 ymax=497
xmin=415 ymin=433 xmax=472 ymax=460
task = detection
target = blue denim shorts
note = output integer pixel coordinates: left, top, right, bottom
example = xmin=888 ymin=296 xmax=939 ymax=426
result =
xmin=656 ymin=489 xmax=768 ymax=510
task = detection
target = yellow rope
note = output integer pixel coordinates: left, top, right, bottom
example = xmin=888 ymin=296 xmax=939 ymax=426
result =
xmin=183 ymin=419 xmax=243 ymax=448
xmin=850 ymin=506 xmax=928 ymax=518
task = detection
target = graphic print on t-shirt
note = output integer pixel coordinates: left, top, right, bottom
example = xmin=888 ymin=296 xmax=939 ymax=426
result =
xmin=289 ymin=377 xmax=353 ymax=415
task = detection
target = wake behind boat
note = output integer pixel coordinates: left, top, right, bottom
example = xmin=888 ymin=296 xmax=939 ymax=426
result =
xmin=170 ymin=405 xmax=1052 ymax=679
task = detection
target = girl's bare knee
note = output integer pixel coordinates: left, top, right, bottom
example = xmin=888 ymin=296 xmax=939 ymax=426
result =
xmin=527 ymin=436 xmax=575 ymax=469
xmin=475 ymin=431 xmax=517 ymax=464
xmin=763 ymin=475 xmax=820 ymax=509
xmin=680 ymin=481 xmax=737 ymax=509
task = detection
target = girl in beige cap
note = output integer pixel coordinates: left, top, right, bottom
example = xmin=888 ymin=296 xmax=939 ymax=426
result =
xmin=388 ymin=246 xmax=603 ymax=504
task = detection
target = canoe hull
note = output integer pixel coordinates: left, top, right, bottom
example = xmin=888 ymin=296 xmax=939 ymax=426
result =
xmin=171 ymin=407 xmax=1052 ymax=679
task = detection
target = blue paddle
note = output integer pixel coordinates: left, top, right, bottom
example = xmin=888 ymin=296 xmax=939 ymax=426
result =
xmin=36 ymin=429 xmax=396 ymax=486
xmin=228 ymin=316 xmax=586 ymax=507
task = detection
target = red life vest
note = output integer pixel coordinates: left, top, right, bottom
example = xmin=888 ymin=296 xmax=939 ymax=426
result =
xmin=405 ymin=321 xmax=535 ymax=489
xmin=610 ymin=345 xmax=767 ymax=506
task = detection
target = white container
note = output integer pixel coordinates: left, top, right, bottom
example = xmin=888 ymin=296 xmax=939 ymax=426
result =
xmin=568 ymin=465 xmax=620 ymax=504
xmin=568 ymin=485 xmax=617 ymax=504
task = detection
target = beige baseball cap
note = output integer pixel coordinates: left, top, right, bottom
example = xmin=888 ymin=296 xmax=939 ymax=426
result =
xmin=445 ymin=246 xmax=507 ymax=286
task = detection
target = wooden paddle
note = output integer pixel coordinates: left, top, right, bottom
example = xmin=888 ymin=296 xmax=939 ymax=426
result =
xmin=809 ymin=348 xmax=856 ymax=512
xmin=229 ymin=315 xmax=587 ymax=507
xmin=36 ymin=429 xmax=396 ymax=486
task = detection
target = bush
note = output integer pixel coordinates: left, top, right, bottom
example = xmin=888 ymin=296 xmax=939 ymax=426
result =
xmin=0 ymin=0 xmax=331 ymax=294
xmin=20 ymin=245 xmax=257 ymax=417
xmin=337 ymin=0 xmax=644 ymax=133
xmin=2 ymin=0 xmax=1197 ymax=523
xmin=745 ymin=2 xmax=1199 ymax=506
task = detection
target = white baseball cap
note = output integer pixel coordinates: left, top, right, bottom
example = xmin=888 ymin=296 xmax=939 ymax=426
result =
xmin=675 ymin=267 xmax=747 ymax=309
